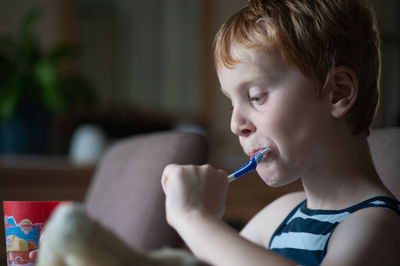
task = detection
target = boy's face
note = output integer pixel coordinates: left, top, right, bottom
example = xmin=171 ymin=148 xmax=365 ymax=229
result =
xmin=218 ymin=48 xmax=332 ymax=186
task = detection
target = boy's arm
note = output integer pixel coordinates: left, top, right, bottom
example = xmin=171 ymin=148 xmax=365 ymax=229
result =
xmin=176 ymin=210 xmax=296 ymax=266
xmin=161 ymin=164 xmax=296 ymax=266
xmin=322 ymin=207 xmax=400 ymax=266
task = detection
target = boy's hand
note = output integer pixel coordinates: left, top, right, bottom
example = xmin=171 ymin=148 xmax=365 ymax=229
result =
xmin=29 ymin=249 xmax=38 ymax=262
xmin=161 ymin=164 xmax=228 ymax=228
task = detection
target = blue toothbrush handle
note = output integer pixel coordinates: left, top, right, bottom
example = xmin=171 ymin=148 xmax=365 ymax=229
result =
xmin=227 ymin=148 xmax=270 ymax=183
xmin=227 ymin=157 xmax=257 ymax=182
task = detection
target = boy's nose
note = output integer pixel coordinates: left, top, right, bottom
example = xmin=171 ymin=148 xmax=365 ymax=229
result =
xmin=230 ymin=107 xmax=255 ymax=137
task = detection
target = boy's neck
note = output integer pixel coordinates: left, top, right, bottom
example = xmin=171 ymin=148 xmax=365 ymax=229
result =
xmin=301 ymin=133 xmax=392 ymax=210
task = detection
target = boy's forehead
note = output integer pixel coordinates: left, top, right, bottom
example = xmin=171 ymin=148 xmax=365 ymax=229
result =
xmin=229 ymin=45 xmax=257 ymax=63
xmin=220 ymin=46 xmax=289 ymax=76
xmin=218 ymin=52 xmax=289 ymax=97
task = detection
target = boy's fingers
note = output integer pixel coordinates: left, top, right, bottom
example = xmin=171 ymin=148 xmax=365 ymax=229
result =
xmin=161 ymin=164 xmax=178 ymax=193
xmin=29 ymin=249 xmax=38 ymax=261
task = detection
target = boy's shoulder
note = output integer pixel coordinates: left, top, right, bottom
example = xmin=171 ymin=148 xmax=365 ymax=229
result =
xmin=240 ymin=191 xmax=306 ymax=248
xmin=323 ymin=203 xmax=400 ymax=265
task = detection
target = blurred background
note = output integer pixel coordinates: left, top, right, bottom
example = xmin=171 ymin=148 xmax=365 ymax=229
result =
xmin=0 ymin=0 xmax=243 ymax=167
xmin=0 ymin=0 xmax=399 ymax=263
xmin=0 ymin=0 xmax=399 ymax=166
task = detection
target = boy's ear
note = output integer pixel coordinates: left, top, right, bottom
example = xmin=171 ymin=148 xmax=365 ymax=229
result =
xmin=329 ymin=66 xmax=358 ymax=118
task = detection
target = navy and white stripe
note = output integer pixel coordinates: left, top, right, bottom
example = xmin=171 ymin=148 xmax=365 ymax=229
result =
xmin=269 ymin=196 xmax=400 ymax=266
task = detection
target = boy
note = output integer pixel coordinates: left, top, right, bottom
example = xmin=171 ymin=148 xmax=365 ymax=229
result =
xmin=161 ymin=0 xmax=400 ymax=265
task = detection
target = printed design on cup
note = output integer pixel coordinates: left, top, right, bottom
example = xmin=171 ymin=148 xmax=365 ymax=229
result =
xmin=5 ymin=216 xmax=42 ymax=266
xmin=20 ymin=219 xmax=33 ymax=235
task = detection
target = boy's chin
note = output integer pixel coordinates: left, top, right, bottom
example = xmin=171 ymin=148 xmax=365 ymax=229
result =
xmin=259 ymin=171 xmax=298 ymax=187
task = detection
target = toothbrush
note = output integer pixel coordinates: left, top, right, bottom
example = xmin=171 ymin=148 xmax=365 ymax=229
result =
xmin=227 ymin=147 xmax=270 ymax=183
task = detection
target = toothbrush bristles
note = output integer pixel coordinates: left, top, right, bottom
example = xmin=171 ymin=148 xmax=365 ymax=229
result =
xmin=254 ymin=147 xmax=270 ymax=163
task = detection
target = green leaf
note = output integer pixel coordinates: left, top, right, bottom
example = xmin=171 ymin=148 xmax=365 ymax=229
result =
xmin=17 ymin=8 xmax=41 ymax=66
xmin=0 ymin=74 xmax=21 ymax=122
xmin=33 ymin=58 xmax=66 ymax=113
xmin=0 ymin=93 xmax=18 ymax=122
xmin=0 ymin=7 xmax=96 ymax=122
xmin=17 ymin=35 xmax=40 ymax=67
xmin=20 ymin=8 xmax=41 ymax=37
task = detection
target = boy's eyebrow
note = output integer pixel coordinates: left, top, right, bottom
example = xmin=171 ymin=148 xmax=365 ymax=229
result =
xmin=221 ymin=76 xmax=273 ymax=96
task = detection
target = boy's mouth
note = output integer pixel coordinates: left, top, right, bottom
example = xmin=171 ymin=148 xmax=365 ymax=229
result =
xmin=249 ymin=147 xmax=270 ymax=159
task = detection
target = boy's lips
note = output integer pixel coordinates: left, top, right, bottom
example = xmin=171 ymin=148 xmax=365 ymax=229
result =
xmin=249 ymin=147 xmax=270 ymax=159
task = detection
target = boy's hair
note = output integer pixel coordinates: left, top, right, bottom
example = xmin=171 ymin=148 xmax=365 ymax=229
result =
xmin=214 ymin=0 xmax=381 ymax=136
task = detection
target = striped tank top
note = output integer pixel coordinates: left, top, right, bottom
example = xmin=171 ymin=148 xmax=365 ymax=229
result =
xmin=268 ymin=196 xmax=400 ymax=266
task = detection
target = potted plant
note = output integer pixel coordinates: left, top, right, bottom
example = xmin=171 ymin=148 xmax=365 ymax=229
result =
xmin=0 ymin=8 xmax=95 ymax=155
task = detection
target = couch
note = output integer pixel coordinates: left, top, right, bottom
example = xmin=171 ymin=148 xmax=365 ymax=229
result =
xmin=84 ymin=131 xmax=209 ymax=252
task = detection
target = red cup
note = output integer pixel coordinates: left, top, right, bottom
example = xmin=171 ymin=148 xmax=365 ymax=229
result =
xmin=3 ymin=201 xmax=71 ymax=266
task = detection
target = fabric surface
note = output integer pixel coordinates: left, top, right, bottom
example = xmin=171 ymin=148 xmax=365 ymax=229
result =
xmin=269 ymin=196 xmax=400 ymax=266
xmin=368 ymin=127 xmax=400 ymax=199
xmin=84 ymin=131 xmax=208 ymax=252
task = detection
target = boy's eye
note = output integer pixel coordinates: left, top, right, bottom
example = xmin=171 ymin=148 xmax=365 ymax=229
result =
xmin=249 ymin=93 xmax=267 ymax=104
